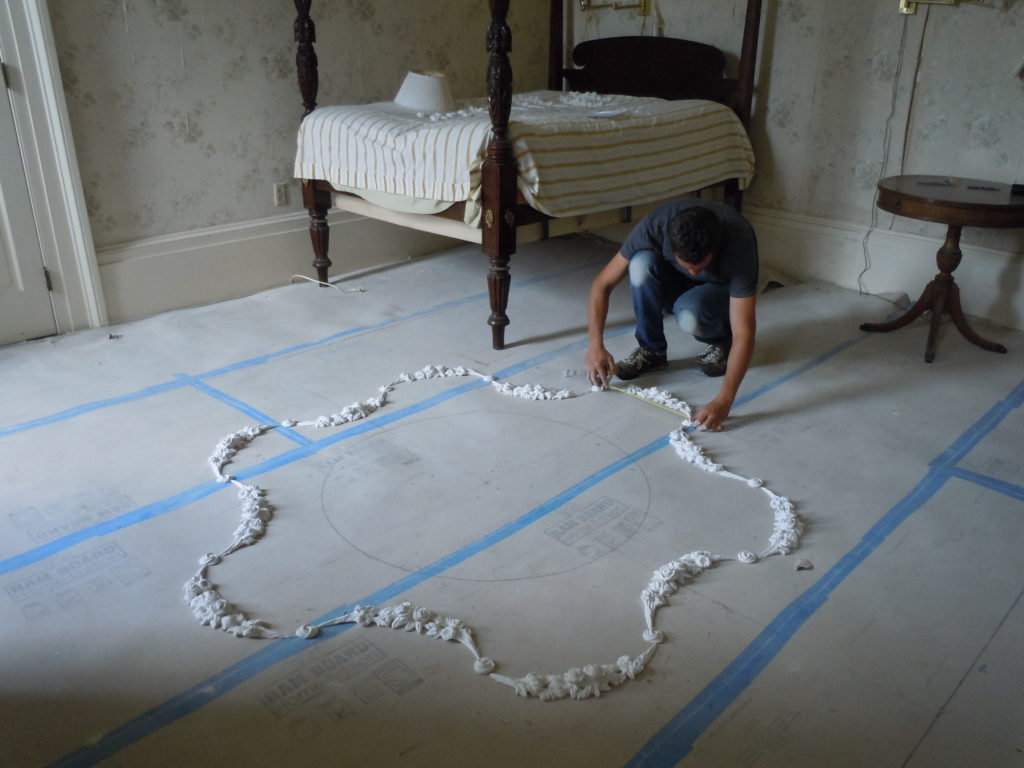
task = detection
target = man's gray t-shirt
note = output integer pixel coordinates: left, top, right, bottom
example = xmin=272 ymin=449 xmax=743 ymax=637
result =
xmin=619 ymin=199 xmax=759 ymax=298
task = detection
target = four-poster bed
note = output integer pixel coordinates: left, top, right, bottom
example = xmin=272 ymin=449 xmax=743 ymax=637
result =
xmin=293 ymin=0 xmax=764 ymax=350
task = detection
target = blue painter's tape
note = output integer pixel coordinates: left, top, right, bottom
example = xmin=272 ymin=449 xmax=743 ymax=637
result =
xmin=0 ymin=475 xmax=273 ymax=577
xmin=42 ymin=333 xmax=878 ymax=767
xmin=49 ymin=430 xmax=668 ymax=768
xmin=0 ymin=387 xmax=459 ymax=578
xmin=947 ymin=467 xmax=1024 ymax=502
xmin=173 ymin=374 xmax=312 ymax=446
xmin=732 ymin=334 xmax=868 ymax=409
xmin=40 ymin=330 xmax=887 ymax=766
xmin=0 ymin=380 xmax=185 ymax=438
xmin=624 ymin=378 xmax=1024 ymax=767
xmin=2 ymin=329 xmax=626 ymax=578
xmin=930 ymin=377 xmax=1024 ymax=470
xmin=1 ymin=260 xmax=598 ymax=438
xmin=142 ymin=260 xmax=598 ymax=384
xmin=623 ymin=467 xmax=952 ymax=767
xmin=308 ymin=436 xmax=670 ymax=626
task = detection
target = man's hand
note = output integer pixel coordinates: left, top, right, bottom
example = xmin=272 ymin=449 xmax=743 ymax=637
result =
xmin=692 ymin=294 xmax=756 ymax=431
xmin=586 ymin=346 xmax=616 ymax=388
xmin=692 ymin=397 xmax=732 ymax=431
xmin=585 ymin=253 xmax=630 ymax=389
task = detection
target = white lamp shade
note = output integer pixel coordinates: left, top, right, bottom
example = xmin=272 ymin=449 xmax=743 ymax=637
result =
xmin=394 ymin=70 xmax=454 ymax=113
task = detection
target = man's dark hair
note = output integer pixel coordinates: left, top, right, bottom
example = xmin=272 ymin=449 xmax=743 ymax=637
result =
xmin=668 ymin=206 xmax=724 ymax=264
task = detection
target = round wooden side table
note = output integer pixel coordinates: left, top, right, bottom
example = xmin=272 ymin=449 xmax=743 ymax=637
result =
xmin=860 ymin=175 xmax=1024 ymax=363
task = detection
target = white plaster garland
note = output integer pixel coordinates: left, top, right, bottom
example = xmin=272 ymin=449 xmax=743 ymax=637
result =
xmin=184 ymin=364 xmax=802 ymax=701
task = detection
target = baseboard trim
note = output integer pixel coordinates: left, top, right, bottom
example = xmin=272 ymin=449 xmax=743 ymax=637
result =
xmin=97 ymin=210 xmax=457 ymax=323
xmin=96 ymin=204 xmax=1023 ymax=332
xmin=745 ymin=206 xmax=1023 ymax=332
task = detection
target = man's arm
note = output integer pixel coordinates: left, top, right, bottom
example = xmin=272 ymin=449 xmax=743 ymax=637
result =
xmin=585 ymin=252 xmax=630 ymax=387
xmin=692 ymin=294 xmax=756 ymax=430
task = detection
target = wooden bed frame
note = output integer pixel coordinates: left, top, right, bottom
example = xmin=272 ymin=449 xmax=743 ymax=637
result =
xmin=293 ymin=0 xmax=764 ymax=350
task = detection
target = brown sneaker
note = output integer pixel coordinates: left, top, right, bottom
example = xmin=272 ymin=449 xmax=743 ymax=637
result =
xmin=697 ymin=343 xmax=730 ymax=377
xmin=615 ymin=347 xmax=668 ymax=380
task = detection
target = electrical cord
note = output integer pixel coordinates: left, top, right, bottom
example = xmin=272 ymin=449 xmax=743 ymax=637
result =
xmin=858 ymin=14 xmax=909 ymax=298
xmin=899 ymin=6 xmax=930 ymax=177
xmin=289 ymin=274 xmax=366 ymax=295
xmin=859 ymin=8 xmax=931 ymax=311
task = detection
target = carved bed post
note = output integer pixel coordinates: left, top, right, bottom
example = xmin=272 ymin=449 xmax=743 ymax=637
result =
xmin=548 ymin=0 xmax=564 ymax=90
xmin=294 ymin=0 xmax=318 ymax=117
xmin=295 ymin=0 xmax=331 ymax=283
xmin=725 ymin=0 xmax=764 ymax=212
xmin=482 ymin=0 xmax=517 ymax=350
xmin=733 ymin=0 xmax=763 ymax=130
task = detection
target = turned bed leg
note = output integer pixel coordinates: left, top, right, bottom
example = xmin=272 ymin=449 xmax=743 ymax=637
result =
xmin=295 ymin=2 xmax=330 ymax=285
xmin=482 ymin=0 xmax=516 ymax=350
xmin=723 ymin=178 xmax=744 ymax=212
xmin=303 ymin=180 xmax=332 ymax=285
xmin=486 ymin=251 xmax=511 ymax=350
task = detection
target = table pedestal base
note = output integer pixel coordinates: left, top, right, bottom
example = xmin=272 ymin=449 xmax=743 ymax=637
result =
xmin=859 ymin=224 xmax=1007 ymax=363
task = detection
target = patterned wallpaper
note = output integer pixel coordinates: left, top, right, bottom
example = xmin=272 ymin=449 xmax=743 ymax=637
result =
xmin=50 ymin=0 xmax=1023 ymax=256
xmin=48 ymin=0 xmax=550 ymax=248
xmin=578 ymin=0 xmax=1024 ymax=253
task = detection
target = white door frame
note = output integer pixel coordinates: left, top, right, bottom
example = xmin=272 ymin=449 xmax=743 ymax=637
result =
xmin=0 ymin=0 xmax=105 ymax=331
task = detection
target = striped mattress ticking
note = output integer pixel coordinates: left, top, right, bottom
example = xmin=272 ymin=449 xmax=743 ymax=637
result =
xmin=294 ymin=90 xmax=755 ymax=222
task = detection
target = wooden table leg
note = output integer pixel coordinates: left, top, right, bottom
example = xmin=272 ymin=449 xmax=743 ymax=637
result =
xmin=860 ymin=282 xmax=933 ymax=333
xmin=946 ymin=280 xmax=1007 ymax=355
xmin=860 ymin=223 xmax=1006 ymax=362
xmin=924 ymin=272 xmax=950 ymax=363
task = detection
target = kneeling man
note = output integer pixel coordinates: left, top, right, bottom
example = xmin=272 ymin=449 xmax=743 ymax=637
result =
xmin=585 ymin=199 xmax=758 ymax=431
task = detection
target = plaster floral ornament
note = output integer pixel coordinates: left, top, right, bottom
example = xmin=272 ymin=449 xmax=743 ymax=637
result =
xmin=184 ymin=364 xmax=802 ymax=700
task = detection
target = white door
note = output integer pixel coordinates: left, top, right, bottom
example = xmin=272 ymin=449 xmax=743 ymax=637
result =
xmin=0 ymin=54 xmax=57 ymax=345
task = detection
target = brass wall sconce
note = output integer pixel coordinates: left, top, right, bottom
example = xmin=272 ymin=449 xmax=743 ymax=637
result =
xmin=579 ymin=0 xmax=652 ymax=15
xmin=899 ymin=0 xmax=981 ymax=14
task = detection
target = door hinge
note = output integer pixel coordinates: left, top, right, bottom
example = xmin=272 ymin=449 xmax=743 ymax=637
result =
xmin=43 ymin=267 xmax=53 ymax=291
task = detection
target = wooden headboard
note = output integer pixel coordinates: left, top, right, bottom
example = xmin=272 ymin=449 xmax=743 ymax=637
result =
xmin=564 ymin=37 xmax=731 ymax=103
xmin=553 ymin=0 xmax=763 ymax=128
xmin=295 ymin=0 xmax=763 ymax=127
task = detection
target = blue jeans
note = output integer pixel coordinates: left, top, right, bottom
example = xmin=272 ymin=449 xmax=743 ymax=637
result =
xmin=628 ymin=250 xmax=731 ymax=354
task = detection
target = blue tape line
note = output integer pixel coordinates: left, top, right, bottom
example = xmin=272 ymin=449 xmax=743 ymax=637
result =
xmin=0 ymin=392 xmax=441 ymax=578
xmin=44 ymin=331 xmax=874 ymax=767
xmin=947 ymin=467 xmax=1024 ymax=502
xmin=34 ymin=327 xmax=871 ymax=766
xmin=0 ymin=328 xmax=885 ymax=583
xmin=1 ymin=260 xmax=598 ymax=439
xmin=196 ymin=293 xmax=491 ymax=380
xmin=173 ymin=374 xmax=312 ymax=446
xmin=50 ymin=432 xmax=669 ymax=768
xmin=1 ymin=329 xmax=626 ymax=578
xmin=311 ymin=437 xmax=670 ymax=625
xmin=0 ymin=380 xmax=185 ymax=438
xmin=732 ymin=334 xmax=868 ymax=409
xmin=0 ymin=479 xmax=222 ymax=576
xmin=197 ymin=261 xmax=596 ymax=380
xmin=625 ymin=468 xmax=953 ymax=767
xmin=1 ymin=324 xmax=857 ymax=580
xmin=930 ymin=377 xmax=1024 ymax=470
xmin=624 ymin=377 xmax=1024 ymax=767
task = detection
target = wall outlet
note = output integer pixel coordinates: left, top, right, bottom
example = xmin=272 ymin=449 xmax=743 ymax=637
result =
xmin=273 ymin=182 xmax=289 ymax=207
